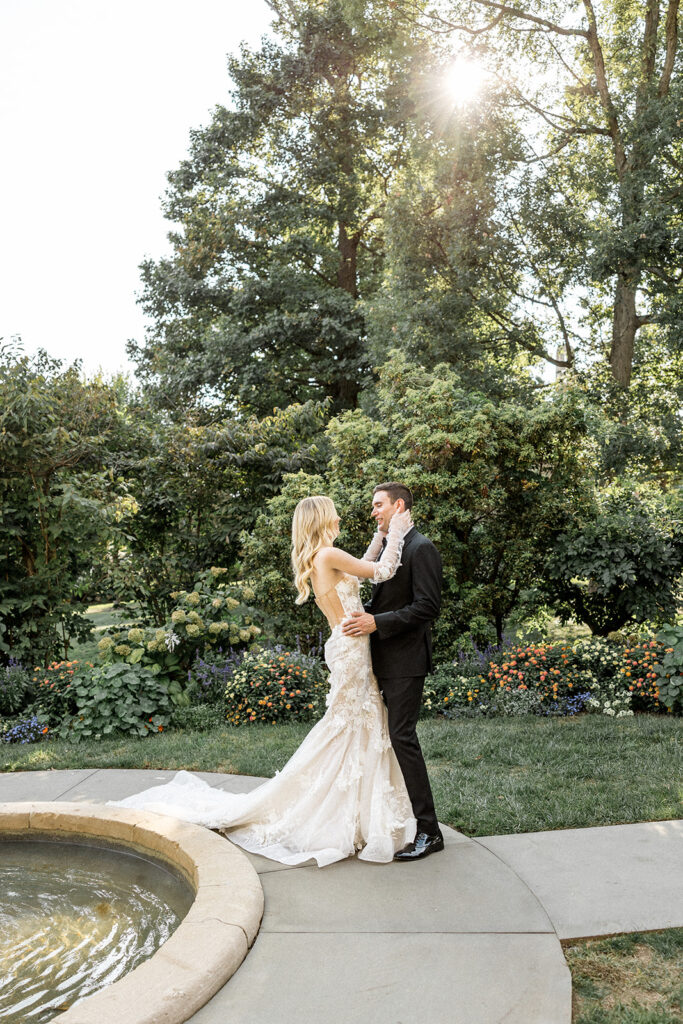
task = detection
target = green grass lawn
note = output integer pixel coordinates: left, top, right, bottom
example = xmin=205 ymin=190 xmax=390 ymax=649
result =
xmin=565 ymin=928 xmax=683 ymax=1023
xmin=3 ymin=713 xmax=680 ymax=836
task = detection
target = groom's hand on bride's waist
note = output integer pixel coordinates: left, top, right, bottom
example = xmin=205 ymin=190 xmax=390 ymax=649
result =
xmin=342 ymin=612 xmax=377 ymax=636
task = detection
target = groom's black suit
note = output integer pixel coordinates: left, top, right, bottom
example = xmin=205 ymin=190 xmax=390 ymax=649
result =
xmin=364 ymin=526 xmax=442 ymax=835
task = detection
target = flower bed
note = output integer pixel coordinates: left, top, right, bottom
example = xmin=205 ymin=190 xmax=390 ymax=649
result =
xmin=424 ymin=634 xmax=679 ymax=719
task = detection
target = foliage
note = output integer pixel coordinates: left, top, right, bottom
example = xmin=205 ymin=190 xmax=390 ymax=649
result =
xmin=1 ymin=714 xmax=50 ymax=744
xmin=576 ymin=349 xmax=683 ymax=485
xmin=405 ymin=0 xmax=683 ymax=389
xmin=224 ymin=646 xmax=329 ymax=726
xmin=0 ymin=660 xmax=36 ymax=717
xmin=242 ymin=355 xmax=596 ymax=654
xmin=130 ymin=0 xmax=431 ymax=415
xmin=543 ymin=481 xmax=683 ymax=635
xmin=652 ymin=625 xmax=683 ymax=713
xmin=97 ymin=567 xmax=262 ymax=681
xmin=188 ymin=647 xmax=245 ymax=706
xmin=0 ymin=344 xmax=117 ymax=665
xmin=31 ymin=660 xmax=83 ymax=725
xmin=57 ymin=662 xmax=176 ymax=742
xmin=170 ymin=703 xmax=224 ymax=732
xmin=619 ymin=637 xmax=668 ymax=713
xmin=422 ymin=632 xmax=680 ymax=719
xmin=100 ymin=396 xmax=328 ymax=623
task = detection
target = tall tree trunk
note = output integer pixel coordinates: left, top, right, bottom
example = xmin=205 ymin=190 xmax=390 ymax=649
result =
xmin=337 ymin=221 xmax=358 ymax=298
xmin=610 ymin=270 xmax=638 ymax=388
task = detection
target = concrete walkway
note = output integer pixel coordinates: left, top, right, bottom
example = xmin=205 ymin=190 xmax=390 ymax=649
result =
xmin=2 ymin=769 xmax=682 ymax=1024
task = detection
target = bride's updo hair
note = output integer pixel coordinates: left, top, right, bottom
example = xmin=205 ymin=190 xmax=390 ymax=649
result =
xmin=291 ymin=495 xmax=338 ymax=605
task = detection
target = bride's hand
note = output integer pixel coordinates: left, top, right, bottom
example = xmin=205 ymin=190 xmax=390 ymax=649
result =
xmin=388 ymin=509 xmax=413 ymax=536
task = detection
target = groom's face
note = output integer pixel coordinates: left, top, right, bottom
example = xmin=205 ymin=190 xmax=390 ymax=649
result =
xmin=371 ymin=490 xmax=404 ymax=532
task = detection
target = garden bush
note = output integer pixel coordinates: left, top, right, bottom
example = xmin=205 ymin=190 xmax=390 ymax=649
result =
xmin=0 ymin=660 xmax=37 ymax=716
xmin=224 ymin=646 xmax=329 ymax=725
xmin=188 ymin=647 xmax=245 ymax=705
xmin=31 ymin=660 xmax=83 ymax=725
xmin=56 ymin=662 xmax=179 ymax=741
xmin=652 ymin=624 xmax=683 ymax=712
xmin=543 ymin=481 xmax=683 ymax=635
xmin=171 ymin=703 xmax=225 ymax=732
xmin=97 ymin=567 xmax=262 ymax=684
xmin=0 ymin=346 xmax=118 ymax=666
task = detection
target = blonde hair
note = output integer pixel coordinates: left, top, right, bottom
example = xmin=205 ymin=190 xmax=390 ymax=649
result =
xmin=291 ymin=495 xmax=338 ymax=604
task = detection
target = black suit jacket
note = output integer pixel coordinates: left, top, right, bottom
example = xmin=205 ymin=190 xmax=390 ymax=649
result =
xmin=364 ymin=527 xmax=442 ymax=679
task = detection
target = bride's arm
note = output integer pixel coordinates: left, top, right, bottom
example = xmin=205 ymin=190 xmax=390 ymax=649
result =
xmin=362 ymin=529 xmax=386 ymax=562
xmin=317 ymin=511 xmax=412 ymax=583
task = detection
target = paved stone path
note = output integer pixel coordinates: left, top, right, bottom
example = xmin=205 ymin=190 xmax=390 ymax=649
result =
xmin=2 ymin=769 xmax=681 ymax=1024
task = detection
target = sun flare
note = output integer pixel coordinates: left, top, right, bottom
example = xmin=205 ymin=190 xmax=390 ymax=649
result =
xmin=446 ymin=58 xmax=488 ymax=104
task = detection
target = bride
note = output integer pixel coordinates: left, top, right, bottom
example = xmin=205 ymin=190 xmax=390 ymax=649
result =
xmin=109 ymin=496 xmax=416 ymax=867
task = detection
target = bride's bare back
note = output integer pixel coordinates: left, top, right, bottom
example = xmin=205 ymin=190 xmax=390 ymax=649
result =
xmin=309 ymin=510 xmax=413 ymax=628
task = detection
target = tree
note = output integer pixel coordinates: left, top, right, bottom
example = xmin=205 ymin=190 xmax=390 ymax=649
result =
xmin=241 ymin=354 xmax=596 ymax=654
xmin=101 ymin=396 xmax=329 ymax=624
xmin=0 ymin=344 xmax=117 ymax=664
xmin=391 ymin=0 xmax=682 ymax=388
xmin=131 ymin=0 xmax=431 ymax=416
xmin=543 ymin=480 xmax=683 ymax=634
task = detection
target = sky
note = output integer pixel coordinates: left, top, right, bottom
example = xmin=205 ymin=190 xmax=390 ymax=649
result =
xmin=0 ymin=0 xmax=272 ymax=379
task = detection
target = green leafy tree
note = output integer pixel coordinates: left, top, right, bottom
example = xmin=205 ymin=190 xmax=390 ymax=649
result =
xmin=131 ymin=0 xmax=431 ymax=415
xmin=100 ymin=395 xmax=329 ymax=623
xmin=0 ymin=344 xmax=117 ymax=664
xmin=396 ymin=0 xmax=683 ymax=388
xmin=543 ymin=480 xmax=683 ymax=634
xmin=241 ymin=354 xmax=595 ymax=654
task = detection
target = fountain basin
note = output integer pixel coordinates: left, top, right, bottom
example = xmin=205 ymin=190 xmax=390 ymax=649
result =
xmin=0 ymin=802 xmax=264 ymax=1024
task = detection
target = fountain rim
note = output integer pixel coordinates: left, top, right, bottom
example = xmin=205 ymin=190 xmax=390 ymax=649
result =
xmin=0 ymin=801 xmax=264 ymax=1024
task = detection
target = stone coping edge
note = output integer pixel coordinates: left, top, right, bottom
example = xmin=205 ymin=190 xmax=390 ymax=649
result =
xmin=0 ymin=801 xmax=264 ymax=1024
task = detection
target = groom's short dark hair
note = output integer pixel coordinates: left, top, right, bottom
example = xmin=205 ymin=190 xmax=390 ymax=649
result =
xmin=373 ymin=481 xmax=413 ymax=510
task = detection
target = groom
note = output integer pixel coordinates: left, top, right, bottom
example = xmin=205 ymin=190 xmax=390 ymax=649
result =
xmin=342 ymin=482 xmax=444 ymax=861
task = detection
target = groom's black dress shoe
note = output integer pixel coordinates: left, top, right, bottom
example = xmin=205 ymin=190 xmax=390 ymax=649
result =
xmin=394 ymin=831 xmax=445 ymax=861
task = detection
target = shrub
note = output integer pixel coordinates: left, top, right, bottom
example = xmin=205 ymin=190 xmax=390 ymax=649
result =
xmin=652 ymin=625 xmax=683 ymax=713
xmin=98 ymin=567 xmax=262 ymax=683
xmin=424 ymin=654 xmax=592 ymax=718
xmin=0 ymin=660 xmax=36 ymax=716
xmin=1 ymin=713 xmax=50 ymax=744
xmin=483 ymin=637 xmax=628 ymax=715
xmin=57 ymin=662 xmax=178 ymax=741
xmin=188 ymin=648 xmax=244 ymax=706
xmin=224 ymin=646 xmax=328 ymax=725
xmin=616 ymin=637 xmax=666 ymax=712
xmin=31 ymin=660 xmax=84 ymax=725
xmin=422 ymin=662 xmax=484 ymax=718
xmin=543 ymin=481 xmax=683 ymax=635
xmin=424 ymin=633 xmax=682 ymax=719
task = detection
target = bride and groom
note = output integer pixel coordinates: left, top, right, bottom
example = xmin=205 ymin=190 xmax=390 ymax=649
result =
xmin=113 ymin=482 xmax=444 ymax=867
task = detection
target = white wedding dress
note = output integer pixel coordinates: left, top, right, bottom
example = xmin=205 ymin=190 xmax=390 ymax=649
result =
xmin=109 ymin=543 xmax=417 ymax=867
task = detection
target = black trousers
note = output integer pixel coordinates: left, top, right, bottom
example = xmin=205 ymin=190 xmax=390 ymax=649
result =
xmin=377 ymin=675 xmax=439 ymax=835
